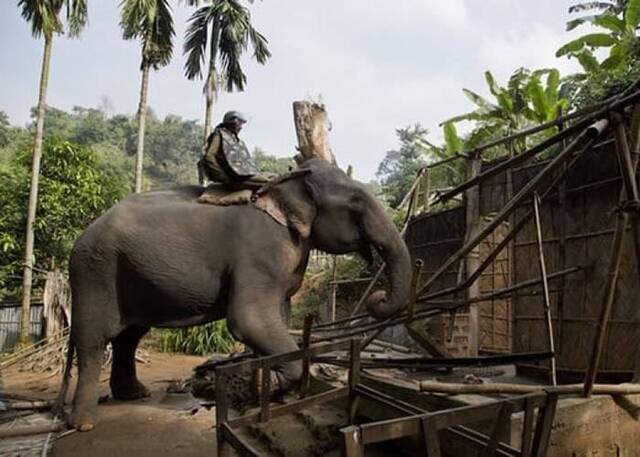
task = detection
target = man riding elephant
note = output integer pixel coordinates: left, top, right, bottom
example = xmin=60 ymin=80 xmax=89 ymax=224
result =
xmin=198 ymin=111 xmax=274 ymax=204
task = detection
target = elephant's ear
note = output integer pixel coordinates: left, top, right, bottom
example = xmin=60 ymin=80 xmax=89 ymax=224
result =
xmin=254 ymin=182 xmax=316 ymax=239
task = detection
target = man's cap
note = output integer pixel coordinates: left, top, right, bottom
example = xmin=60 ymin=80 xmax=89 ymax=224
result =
xmin=223 ymin=111 xmax=248 ymax=124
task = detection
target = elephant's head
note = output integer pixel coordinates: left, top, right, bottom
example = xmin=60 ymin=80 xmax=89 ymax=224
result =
xmin=264 ymin=159 xmax=412 ymax=320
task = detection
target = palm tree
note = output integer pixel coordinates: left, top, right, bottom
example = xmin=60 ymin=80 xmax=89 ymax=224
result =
xmin=17 ymin=0 xmax=87 ymax=345
xmin=183 ymin=0 xmax=270 ymax=141
xmin=120 ymin=0 xmax=175 ymax=193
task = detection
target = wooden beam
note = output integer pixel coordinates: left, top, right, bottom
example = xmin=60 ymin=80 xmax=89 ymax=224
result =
xmin=420 ymin=381 xmax=640 ymax=395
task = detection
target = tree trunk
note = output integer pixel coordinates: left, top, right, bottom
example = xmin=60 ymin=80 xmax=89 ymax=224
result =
xmin=19 ymin=34 xmax=53 ymax=345
xmin=203 ymin=70 xmax=216 ymax=142
xmin=134 ymin=61 xmax=151 ymax=193
xmin=42 ymin=270 xmax=71 ymax=338
xmin=292 ymin=101 xmax=337 ymax=164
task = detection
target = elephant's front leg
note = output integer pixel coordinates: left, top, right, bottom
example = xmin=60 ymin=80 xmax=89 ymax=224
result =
xmin=226 ymin=277 xmax=301 ymax=391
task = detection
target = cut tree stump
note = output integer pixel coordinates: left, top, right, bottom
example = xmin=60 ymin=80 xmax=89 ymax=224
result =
xmin=292 ymin=101 xmax=337 ymax=164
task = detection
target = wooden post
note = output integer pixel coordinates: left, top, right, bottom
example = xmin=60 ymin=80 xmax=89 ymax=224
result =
xmin=215 ymin=369 xmax=229 ymax=457
xmin=260 ymin=360 xmax=271 ymax=422
xmin=330 ymin=256 xmax=338 ymax=322
xmin=465 ymin=154 xmax=482 ymax=356
xmin=292 ymin=101 xmax=337 ymax=164
xmin=299 ymin=314 xmax=314 ymax=398
xmin=533 ymin=193 xmax=557 ymax=386
xmin=348 ymin=338 xmax=361 ymax=424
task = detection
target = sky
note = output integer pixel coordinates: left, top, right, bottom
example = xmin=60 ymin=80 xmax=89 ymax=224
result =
xmin=0 ymin=1 xmax=586 ymax=181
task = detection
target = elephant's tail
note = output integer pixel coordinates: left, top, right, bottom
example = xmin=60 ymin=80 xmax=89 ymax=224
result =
xmin=53 ymin=333 xmax=75 ymax=419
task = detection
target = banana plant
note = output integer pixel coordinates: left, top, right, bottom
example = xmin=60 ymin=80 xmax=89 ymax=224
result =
xmin=526 ymin=69 xmax=570 ymax=123
xmin=566 ymin=1 xmax=629 ymax=31
xmin=441 ymin=69 xmax=568 ymax=155
xmin=557 ymin=0 xmax=640 ymax=71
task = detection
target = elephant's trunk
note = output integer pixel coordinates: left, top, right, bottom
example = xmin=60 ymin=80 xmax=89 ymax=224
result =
xmin=362 ymin=196 xmax=412 ymax=320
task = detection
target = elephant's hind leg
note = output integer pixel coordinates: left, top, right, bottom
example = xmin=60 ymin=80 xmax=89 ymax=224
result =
xmin=70 ymin=333 xmax=108 ymax=432
xmin=110 ymin=325 xmax=151 ymax=400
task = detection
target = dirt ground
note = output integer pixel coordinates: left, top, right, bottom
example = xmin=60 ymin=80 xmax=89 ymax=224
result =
xmin=3 ymin=351 xmax=218 ymax=456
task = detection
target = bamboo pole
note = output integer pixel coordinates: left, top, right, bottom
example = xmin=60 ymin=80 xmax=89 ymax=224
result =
xmin=311 ymin=266 xmax=581 ymax=338
xmin=0 ymin=422 xmax=64 ymax=439
xmin=533 ymin=193 xmax=557 ymax=386
xmin=420 ymin=381 xmax=640 ymax=396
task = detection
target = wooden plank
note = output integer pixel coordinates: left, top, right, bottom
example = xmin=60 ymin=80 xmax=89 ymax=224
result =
xmin=217 ymin=339 xmax=350 ymax=374
xmin=422 ymin=415 xmax=443 ymax=457
xmin=228 ymin=386 xmax=349 ymax=429
xmin=221 ymin=423 xmax=260 ymax=457
xmin=480 ymin=402 xmax=514 ymax=457
xmin=530 ymin=393 xmax=558 ymax=457
xmin=341 ymin=426 xmax=365 ymax=457
xmin=521 ymin=396 xmax=535 ymax=457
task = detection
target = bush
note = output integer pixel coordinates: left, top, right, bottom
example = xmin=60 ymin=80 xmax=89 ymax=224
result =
xmin=156 ymin=320 xmax=238 ymax=355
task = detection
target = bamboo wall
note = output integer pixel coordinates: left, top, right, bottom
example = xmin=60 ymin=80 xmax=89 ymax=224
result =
xmin=509 ymin=137 xmax=638 ymax=381
xmin=404 ymin=134 xmax=639 ymax=379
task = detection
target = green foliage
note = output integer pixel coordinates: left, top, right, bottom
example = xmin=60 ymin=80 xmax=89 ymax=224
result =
xmin=559 ymin=1 xmax=640 ymax=107
xmin=442 ymin=69 xmax=568 ymax=156
xmin=183 ymin=0 xmax=271 ymax=91
xmin=252 ymin=147 xmax=295 ymax=174
xmin=558 ymin=0 xmax=640 ymax=72
xmin=376 ymin=124 xmax=430 ymax=207
xmin=143 ymin=112 xmax=204 ymax=187
xmin=0 ymin=112 xmax=14 ymax=148
xmin=0 ymin=138 xmax=129 ymax=298
xmin=157 ymin=320 xmax=237 ymax=355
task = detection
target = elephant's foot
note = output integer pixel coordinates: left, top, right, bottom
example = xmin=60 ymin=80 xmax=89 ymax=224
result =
xmin=111 ymin=379 xmax=151 ymax=401
xmin=69 ymin=408 xmax=96 ymax=432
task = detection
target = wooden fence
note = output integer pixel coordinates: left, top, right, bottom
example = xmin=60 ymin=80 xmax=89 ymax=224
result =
xmin=0 ymin=303 xmax=43 ymax=353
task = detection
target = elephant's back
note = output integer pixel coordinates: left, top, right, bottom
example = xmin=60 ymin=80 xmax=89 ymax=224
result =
xmin=72 ymin=185 xmax=271 ymax=258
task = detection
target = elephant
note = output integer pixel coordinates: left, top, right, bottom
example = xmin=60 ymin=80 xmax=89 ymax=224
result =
xmin=65 ymin=158 xmax=411 ymax=431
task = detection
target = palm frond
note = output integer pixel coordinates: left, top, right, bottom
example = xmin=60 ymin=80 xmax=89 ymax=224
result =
xmin=182 ymin=0 xmax=270 ymax=92
xmin=569 ymin=1 xmax=618 ymax=14
xmin=149 ymin=0 xmax=175 ymax=68
xmin=65 ymin=0 xmax=88 ymax=37
xmin=18 ymin=0 xmax=64 ymax=38
xmin=120 ymin=0 xmax=175 ymax=69
xmin=248 ymin=26 xmax=271 ymax=63
xmin=183 ymin=6 xmax=211 ymax=80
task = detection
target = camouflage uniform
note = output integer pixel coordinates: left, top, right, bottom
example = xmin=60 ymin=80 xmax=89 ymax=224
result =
xmin=199 ymin=125 xmax=270 ymax=189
